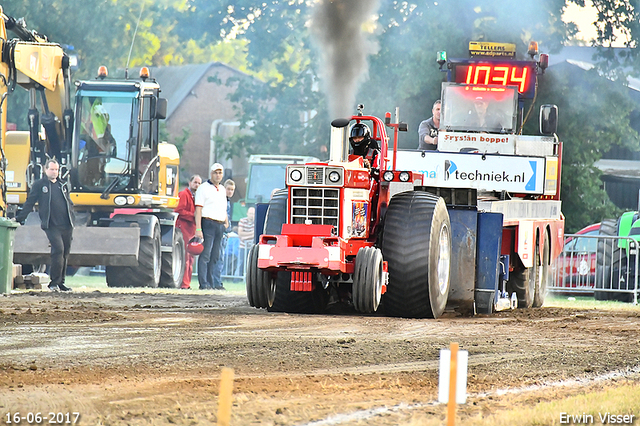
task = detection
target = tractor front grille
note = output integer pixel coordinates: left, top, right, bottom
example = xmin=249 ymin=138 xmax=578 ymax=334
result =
xmin=291 ymin=187 xmax=340 ymax=228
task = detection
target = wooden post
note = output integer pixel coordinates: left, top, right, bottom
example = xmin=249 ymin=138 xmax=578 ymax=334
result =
xmin=217 ymin=367 xmax=234 ymax=426
xmin=447 ymin=342 xmax=459 ymax=426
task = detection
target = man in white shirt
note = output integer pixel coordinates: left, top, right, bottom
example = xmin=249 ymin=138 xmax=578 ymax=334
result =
xmin=194 ymin=163 xmax=229 ymax=290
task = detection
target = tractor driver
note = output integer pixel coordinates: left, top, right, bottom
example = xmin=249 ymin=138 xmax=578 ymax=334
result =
xmin=349 ymin=123 xmax=379 ymax=169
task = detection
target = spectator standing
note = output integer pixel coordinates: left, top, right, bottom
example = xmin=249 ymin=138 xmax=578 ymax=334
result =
xmin=236 ymin=206 xmax=255 ymax=276
xmin=418 ymin=100 xmax=441 ymax=150
xmin=212 ymin=179 xmax=236 ymax=290
xmin=15 ymin=159 xmax=75 ymax=292
xmin=174 ymin=174 xmax=202 ymax=289
xmin=194 ymin=163 xmax=228 ymax=290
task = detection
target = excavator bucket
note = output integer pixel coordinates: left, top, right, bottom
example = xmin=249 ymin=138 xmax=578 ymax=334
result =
xmin=13 ymin=226 xmax=140 ymax=266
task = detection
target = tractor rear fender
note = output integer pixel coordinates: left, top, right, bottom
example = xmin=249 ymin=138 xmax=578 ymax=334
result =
xmin=620 ymin=211 xmax=640 ymax=250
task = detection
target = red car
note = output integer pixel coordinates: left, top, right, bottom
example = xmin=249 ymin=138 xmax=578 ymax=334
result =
xmin=554 ymin=223 xmax=601 ymax=291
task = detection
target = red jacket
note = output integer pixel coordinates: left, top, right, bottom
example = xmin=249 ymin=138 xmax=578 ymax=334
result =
xmin=175 ymin=187 xmax=196 ymax=241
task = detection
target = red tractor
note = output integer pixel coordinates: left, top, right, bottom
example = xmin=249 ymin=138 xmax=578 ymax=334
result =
xmin=247 ymin=42 xmax=565 ymax=318
xmin=246 ymin=108 xmax=453 ymax=318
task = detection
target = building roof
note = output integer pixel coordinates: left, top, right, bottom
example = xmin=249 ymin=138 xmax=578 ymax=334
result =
xmin=548 ymin=45 xmax=640 ymax=92
xmin=149 ymin=62 xmax=247 ymax=119
xmin=594 ymin=159 xmax=640 ymax=179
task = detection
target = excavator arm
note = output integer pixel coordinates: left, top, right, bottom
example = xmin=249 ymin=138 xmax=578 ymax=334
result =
xmin=0 ymin=6 xmax=73 ymax=216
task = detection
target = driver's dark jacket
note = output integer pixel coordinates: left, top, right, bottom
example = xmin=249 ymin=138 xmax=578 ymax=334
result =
xmin=351 ymin=138 xmax=380 ymax=167
xmin=15 ymin=177 xmax=75 ymax=229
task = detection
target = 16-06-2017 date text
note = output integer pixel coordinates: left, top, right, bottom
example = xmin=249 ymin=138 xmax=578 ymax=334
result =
xmin=4 ymin=412 xmax=80 ymax=424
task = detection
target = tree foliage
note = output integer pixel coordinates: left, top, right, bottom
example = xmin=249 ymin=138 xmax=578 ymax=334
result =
xmin=219 ymin=0 xmax=576 ymax=154
xmin=220 ymin=1 xmax=331 ymax=159
xmin=529 ymin=66 xmax=637 ymax=231
xmin=1 ymin=0 xmax=250 ymax=127
xmin=3 ymin=0 xmax=640 ymax=230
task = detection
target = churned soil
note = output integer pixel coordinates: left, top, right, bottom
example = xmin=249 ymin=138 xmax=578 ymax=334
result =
xmin=1 ymin=289 xmax=640 ymax=425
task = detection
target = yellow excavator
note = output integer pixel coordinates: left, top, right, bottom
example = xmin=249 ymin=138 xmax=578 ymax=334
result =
xmin=0 ymin=7 xmax=185 ymax=288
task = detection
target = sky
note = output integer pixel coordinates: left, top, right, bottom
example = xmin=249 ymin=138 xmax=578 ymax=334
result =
xmin=563 ymin=2 xmax=599 ymax=43
xmin=563 ymin=2 xmax=626 ymax=47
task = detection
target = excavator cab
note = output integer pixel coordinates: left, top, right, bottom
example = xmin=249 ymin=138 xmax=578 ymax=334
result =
xmin=72 ymin=94 xmax=129 ymax=189
xmin=69 ymin=75 xmax=167 ymax=198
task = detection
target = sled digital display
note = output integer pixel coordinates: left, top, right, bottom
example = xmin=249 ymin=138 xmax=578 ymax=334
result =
xmin=455 ymin=63 xmax=536 ymax=98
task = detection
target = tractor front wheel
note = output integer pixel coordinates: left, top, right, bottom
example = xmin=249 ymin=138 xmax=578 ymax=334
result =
xmin=352 ymin=246 xmax=384 ymax=314
xmin=246 ymin=245 xmax=275 ymax=308
xmin=159 ymin=230 xmax=185 ymax=288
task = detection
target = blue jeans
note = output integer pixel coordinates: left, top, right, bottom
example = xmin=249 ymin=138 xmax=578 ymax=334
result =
xmin=212 ymin=233 xmax=228 ymax=288
xmin=197 ymin=219 xmax=225 ymax=289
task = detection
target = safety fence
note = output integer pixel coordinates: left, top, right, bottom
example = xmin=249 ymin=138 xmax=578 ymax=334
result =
xmin=219 ymin=235 xmax=253 ymax=281
xmin=193 ymin=235 xmax=253 ymax=282
xmin=89 ymin=235 xmax=254 ymax=283
xmin=550 ymin=233 xmax=639 ymax=304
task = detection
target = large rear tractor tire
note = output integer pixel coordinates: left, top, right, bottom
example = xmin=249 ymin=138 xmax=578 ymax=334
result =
xmin=106 ymin=224 xmax=162 ymax=288
xmin=381 ymin=191 xmax=451 ymax=319
xmin=352 ymin=246 xmax=384 ymax=314
xmin=263 ymin=189 xmax=288 ymax=236
xmin=159 ymin=230 xmax=185 ymax=288
xmin=246 ymin=245 xmax=276 ymax=308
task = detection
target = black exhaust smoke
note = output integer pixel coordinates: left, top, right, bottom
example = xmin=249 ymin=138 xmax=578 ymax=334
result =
xmin=310 ymin=0 xmax=380 ymax=119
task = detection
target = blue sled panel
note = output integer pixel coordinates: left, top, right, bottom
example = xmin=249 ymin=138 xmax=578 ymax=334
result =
xmin=255 ymin=203 xmax=269 ymax=244
xmin=475 ymin=212 xmax=503 ymax=314
xmin=447 ymin=208 xmax=477 ymax=315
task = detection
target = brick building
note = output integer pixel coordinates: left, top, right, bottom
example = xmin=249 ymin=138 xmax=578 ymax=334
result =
xmin=150 ymin=62 xmax=251 ymax=188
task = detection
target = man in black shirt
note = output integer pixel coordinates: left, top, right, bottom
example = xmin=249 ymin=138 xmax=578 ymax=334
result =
xmin=16 ymin=159 xmax=75 ymax=292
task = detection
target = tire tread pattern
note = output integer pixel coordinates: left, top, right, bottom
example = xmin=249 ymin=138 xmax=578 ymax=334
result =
xmin=381 ymin=191 xmax=449 ymax=318
xmin=353 ymin=247 xmax=374 ymax=313
xmin=107 ymin=225 xmax=161 ymax=288
xmin=159 ymin=230 xmax=185 ymax=288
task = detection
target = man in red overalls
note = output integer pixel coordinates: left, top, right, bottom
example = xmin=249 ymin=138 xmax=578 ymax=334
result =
xmin=175 ymin=174 xmax=202 ymax=289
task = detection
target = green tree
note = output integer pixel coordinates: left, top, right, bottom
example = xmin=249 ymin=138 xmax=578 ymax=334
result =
xmin=561 ymin=0 xmax=640 ymax=230
xmin=362 ymin=0 xmax=574 ymax=148
xmin=5 ymin=0 xmax=640 ymax=234
xmin=219 ymin=0 xmax=577 ymax=157
xmin=528 ymin=66 xmax=635 ymax=232
xmin=2 ymin=0 xmax=251 ymax=128
xmin=219 ymin=1 xmax=332 ymax=159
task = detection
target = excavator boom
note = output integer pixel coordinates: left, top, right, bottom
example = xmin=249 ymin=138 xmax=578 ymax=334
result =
xmin=0 ymin=7 xmax=72 ymax=216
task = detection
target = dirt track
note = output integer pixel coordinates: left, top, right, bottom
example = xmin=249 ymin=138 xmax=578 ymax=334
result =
xmin=1 ymin=289 xmax=640 ymax=425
